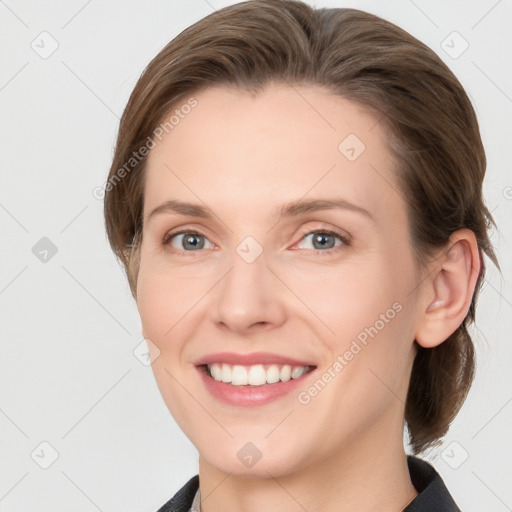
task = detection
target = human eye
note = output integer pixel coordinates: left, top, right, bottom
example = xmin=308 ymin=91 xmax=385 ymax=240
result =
xmin=161 ymin=227 xmax=350 ymax=256
xmin=162 ymin=229 xmax=215 ymax=254
xmin=293 ymin=228 xmax=351 ymax=256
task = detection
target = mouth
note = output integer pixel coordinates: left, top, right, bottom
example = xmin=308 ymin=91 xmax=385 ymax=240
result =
xmin=195 ymin=353 xmax=317 ymax=406
xmin=201 ymin=363 xmax=315 ymax=386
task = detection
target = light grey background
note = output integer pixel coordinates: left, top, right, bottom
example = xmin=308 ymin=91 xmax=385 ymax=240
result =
xmin=1 ymin=1 xmax=511 ymax=511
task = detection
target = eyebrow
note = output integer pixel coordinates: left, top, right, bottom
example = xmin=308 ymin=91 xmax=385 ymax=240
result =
xmin=145 ymin=197 xmax=373 ymax=224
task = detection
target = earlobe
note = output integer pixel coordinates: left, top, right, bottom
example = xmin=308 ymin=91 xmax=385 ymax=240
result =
xmin=415 ymin=229 xmax=481 ymax=348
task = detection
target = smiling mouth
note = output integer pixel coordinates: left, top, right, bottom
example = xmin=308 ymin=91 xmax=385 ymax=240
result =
xmin=201 ymin=363 xmax=316 ymax=386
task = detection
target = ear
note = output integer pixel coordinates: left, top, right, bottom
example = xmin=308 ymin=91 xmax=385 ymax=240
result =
xmin=415 ymin=229 xmax=481 ymax=348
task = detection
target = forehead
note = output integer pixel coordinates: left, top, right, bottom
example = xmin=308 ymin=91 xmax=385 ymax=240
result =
xmin=143 ymin=84 xmax=404 ymax=224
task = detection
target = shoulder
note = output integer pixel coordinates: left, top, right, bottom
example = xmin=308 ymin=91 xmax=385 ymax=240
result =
xmin=155 ymin=475 xmax=199 ymax=512
xmin=404 ymin=456 xmax=461 ymax=511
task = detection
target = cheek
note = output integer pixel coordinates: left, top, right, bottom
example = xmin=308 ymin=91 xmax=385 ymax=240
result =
xmin=294 ymin=253 xmax=416 ymax=390
xmin=136 ymin=254 xmax=209 ymax=342
xmin=283 ymin=257 xmax=397 ymax=341
xmin=136 ymin=273 xmax=170 ymax=343
xmin=135 ymin=263 xmax=200 ymax=427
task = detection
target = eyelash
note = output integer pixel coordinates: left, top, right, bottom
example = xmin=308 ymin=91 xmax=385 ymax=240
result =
xmin=161 ymin=228 xmax=351 ymax=256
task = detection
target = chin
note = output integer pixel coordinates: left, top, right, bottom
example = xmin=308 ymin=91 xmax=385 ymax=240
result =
xmin=197 ymin=439 xmax=306 ymax=478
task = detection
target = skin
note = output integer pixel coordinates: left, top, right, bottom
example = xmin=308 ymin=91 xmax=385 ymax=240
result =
xmin=135 ymin=84 xmax=480 ymax=512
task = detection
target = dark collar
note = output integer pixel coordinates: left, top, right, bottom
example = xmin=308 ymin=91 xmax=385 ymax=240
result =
xmin=156 ymin=456 xmax=460 ymax=512
xmin=156 ymin=474 xmax=199 ymax=512
xmin=404 ymin=456 xmax=460 ymax=511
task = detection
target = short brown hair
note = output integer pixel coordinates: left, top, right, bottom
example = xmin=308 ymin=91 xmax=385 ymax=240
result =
xmin=103 ymin=0 xmax=498 ymax=453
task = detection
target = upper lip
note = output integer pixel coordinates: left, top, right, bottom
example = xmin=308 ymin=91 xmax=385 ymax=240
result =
xmin=194 ymin=352 xmax=316 ymax=367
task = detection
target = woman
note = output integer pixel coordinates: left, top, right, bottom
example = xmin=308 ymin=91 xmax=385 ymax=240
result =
xmin=103 ymin=1 xmax=498 ymax=510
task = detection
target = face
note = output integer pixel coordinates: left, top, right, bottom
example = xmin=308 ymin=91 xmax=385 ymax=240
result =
xmin=136 ymin=84 xmax=422 ymax=477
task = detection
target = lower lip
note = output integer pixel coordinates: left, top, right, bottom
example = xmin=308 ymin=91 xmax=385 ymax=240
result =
xmin=197 ymin=366 xmax=315 ymax=407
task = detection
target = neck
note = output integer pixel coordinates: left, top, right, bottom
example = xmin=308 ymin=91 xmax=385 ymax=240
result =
xmin=197 ymin=424 xmax=418 ymax=512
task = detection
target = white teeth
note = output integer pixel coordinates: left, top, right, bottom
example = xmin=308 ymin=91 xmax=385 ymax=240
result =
xmin=207 ymin=363 xmax=310 ymax=386
xmin=231 ymin=365 xmax=248 ymax=385
xmin=291 ymin=366 xmax=307 ymax=379
xmin=266 ymin=365 xmax=280 ymax=384
xmin=248 ymin=365 xmax=267 ymax=386
xmin=210 ymin=363 xmax=222 ymax=381
xmin=280 ymin=365 xmax=292 ymax=382
xmin=221 ymin=364 xmax=232 ymax=383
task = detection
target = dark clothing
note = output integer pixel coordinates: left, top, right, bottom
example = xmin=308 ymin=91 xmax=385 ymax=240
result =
xmin=404 ymin=456 xmax=460 ymax=511
xmin=156 ymin=455 xmax=460 ymax=511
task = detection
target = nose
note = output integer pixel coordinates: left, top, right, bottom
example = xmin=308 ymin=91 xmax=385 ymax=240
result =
xmin=212 ymin=249 xmax=287 ymax=333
